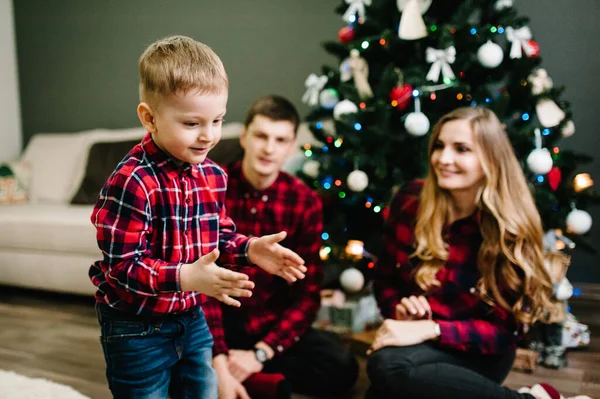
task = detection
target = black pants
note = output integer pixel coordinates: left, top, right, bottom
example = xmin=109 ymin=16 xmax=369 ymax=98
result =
xmin=224 ymin=322 xmax=358 ymax=398
xmin=366 ymin=343 xmax=535 ymax=399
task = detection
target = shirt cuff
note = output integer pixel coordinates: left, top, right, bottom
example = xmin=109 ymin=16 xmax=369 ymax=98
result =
xmin=157 ymin=261 xmax=182 ymax=293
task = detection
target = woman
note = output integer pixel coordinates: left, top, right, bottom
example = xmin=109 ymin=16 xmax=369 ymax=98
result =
xmin=367 ymin=107 xmax=565 ymax=399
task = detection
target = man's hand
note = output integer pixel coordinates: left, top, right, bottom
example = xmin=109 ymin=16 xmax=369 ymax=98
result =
xmin=395 ymin=295 xmax=432 ymax=320
xmin=228 ymin=349 xmax=264 ymax=382
xmin=367 ymin=319 xmax=438 ymax=355
xmin=180 ymin=248 xmax=254 ymax=307
xmin=247 ymin=231 xmax=307 ymax=283
xmin=213 ymin=354 xmax=251 ymax=399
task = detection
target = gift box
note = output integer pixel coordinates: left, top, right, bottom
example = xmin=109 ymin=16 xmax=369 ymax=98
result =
xmin=562 ymin=313 xmax=590 ymax=348
xmin=512 ymin=348 xmax=539 ymax=373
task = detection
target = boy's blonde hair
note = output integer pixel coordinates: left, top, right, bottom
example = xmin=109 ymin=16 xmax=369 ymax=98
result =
xmin=138 ymin=35 xmax=228 ymax=106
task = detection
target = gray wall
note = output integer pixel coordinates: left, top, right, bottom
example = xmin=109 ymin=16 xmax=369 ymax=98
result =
xmin=13 ymin=0 xmax=600 ymax=283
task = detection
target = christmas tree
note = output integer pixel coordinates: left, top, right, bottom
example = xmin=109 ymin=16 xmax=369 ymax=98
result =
xmin=298 ymin=0 xmax=599 ymax=289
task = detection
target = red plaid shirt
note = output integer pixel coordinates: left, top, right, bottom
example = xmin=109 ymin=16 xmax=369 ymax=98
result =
xmin=89 ymin=133 xmax=251 ymax=316
xmin=373 ymin=180 xmax=520 ymax=355
xmin=205 ymin=162 xmax=323 ymax=357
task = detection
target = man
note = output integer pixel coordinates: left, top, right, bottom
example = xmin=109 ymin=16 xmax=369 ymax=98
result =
xmin=206 ymin=95 xmax=358 ymax=399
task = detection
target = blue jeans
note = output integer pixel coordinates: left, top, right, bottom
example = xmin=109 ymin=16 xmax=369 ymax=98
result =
xmin=96 ymin=303 xmax=217 ymax=399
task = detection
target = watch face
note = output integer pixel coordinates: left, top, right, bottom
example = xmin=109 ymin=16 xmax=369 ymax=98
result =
xmin=255 ymin=348 xmax=268 ymax=363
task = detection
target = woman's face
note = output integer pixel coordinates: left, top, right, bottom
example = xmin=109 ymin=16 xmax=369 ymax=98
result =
xmin=430 ymin=119 xmax=485 ymax=194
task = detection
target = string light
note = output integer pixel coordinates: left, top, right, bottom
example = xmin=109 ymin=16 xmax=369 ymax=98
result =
xmin=339 ymin=192 xmax=346 ymax=198
xmin=326 ymin=136 xmax=334 ymax=143
xmin=553 ymin=147 xmax=560 ymax=154
xmin=430 ymin=24 xmax=438 ymax=32
xmin=361 ymin=41 xmax=369 ymax=49
xmin=334 ymin=179 xmax=342 ymax=186
xmin=359 ymin=102 xmax=366 ymax=109
xmin=345 ymin=240 xmax=364 ymax=259
xmin=373 ymin=206 xmax=382 ymax=213
xmin=334 ymin=138 xmax=343 ymax=148
xmin=430 ymin=93 xmax=437 ymax=100
xmin=573 ymin=173 xmax=594 ymax=192
xmin=498 ymin=27 xmax=505 ymax=34
xmin=490 ymin=26 xmax=497 ymax=33
xmin=522 ymin=113 xmax=530 ymax=121
xmin=354 ymin=122 xmax=362 ymax=131
xmin=322 ymin=146 xmax=329 ymax=153
xmin=316 ymin=122 xmax=323 ymax=129
xmin=470 ymin=28 xmax=477 ymax=35
xmin=368 ymin=261 xmax=375 ymax=269
xmin=303 ymin=144 xmax=311 ymax=150
xmin=321 ymin=232 xmax=329 ymax=240
xmin=457 ymin=93 xmax=464 ymax=100
xmin=365 ymin=202 xmax=372 ymax=208
xmin=391 ymin=100 xmax=398 ymax=107
xmin=304 ymin=149 xmax=313 ymax=157
xmin=379 ymin=38 xmax=386 ymax=46
xmin=542 ymin=129 xmax=551 ymax=136
xmin=537 ymin=175 xmax=544 ymax=183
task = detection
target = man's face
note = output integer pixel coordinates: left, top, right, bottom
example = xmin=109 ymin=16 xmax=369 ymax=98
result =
xmin=240 ymin=115 xmax=296 ymax=179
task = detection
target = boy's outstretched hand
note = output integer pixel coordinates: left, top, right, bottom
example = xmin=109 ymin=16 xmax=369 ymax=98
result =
xmin=247 ymin=231 xmax=306 ymax=283
xmin=180 ymin=248 xmax=255 ymax=307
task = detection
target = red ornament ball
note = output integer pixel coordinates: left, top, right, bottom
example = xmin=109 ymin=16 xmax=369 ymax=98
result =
xmin=527 ymin=40 xmax=540 ymax=58
xmin=338 ymin=26 xmax=355 ymax=43
xmin=389 ymin=84 xmax=413 ymax=110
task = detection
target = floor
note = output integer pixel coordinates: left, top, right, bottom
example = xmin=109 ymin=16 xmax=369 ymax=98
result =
xmin=0 ymin=285 xmax=597 ymax=399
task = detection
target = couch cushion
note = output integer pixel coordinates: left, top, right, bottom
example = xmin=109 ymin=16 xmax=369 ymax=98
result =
xmin=0 ymin=204 xmax=99 ymax=256
xmin=71 ymin=139 xmax=140 ymax=205
xmin=22 ymin=131 xmax=98 ymax=204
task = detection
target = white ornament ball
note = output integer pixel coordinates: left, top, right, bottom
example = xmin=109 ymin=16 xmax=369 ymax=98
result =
xmin=404 ymin=112 xmax=430 ymax=136
xmin=561 ymin=120 xmax=576 ymax=138
xmin=302 ymin=160 xmax=320 ymax=178
xmin=526 ymin=148 xmax=553 ymax=175
xmin=494 ymin=0 xmax=514 ymax=11
xmin=347 ymin=169 xmax=369 ymax=192
xmin=340 ymin=267 xmax=365 ymax=293
xmin=566 ymin=209 xmax=592 ymax=235
xmin=319 ymin=88 xmax=339 ymax=110
xmin=477 ymin=41 xmax=504 ymax=68
xmin=333 ymin=99 xmax=359 ymax=120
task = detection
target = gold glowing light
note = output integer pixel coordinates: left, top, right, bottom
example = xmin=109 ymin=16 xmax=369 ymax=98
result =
xmin=573 ymin=173 xmax=593 ymax=192
xmin=345 ymin=240 xmax=364 ymax=259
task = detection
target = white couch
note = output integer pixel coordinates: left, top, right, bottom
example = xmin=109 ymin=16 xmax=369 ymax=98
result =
xmin=0 ymin=123 xmax=318 ymax=296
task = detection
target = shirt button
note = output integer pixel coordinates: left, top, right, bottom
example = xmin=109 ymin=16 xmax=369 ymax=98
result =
xmin=262 ymin=195 xmax=268 ymax=202
xmin=277 ymin=345 xmax=283 ymax=353
xmin=396 ymin=263 xmax=401 ymax=268
xmin=244 ymin=193 xmax=250 ymax=199
xmin=294 ymin=336 xmax=300 ymax=342
xmin=185 ymin=198 xmax=190 ymax=204
xmin=250 ymin=207 xmax=257 ymax=214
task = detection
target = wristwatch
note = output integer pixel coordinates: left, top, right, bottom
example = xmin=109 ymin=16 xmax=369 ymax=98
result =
xmin=254 ymin=347 xmax=268 ymax=364
xmin=433 ymin=322 xmax=441 ymax=340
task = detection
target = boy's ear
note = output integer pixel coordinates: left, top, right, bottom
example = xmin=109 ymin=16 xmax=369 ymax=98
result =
xmin=137 ymin=102 xmax=157 ymax=133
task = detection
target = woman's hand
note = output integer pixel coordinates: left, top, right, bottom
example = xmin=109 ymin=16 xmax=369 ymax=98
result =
xmin=367 ymin=319 xmax=438 ymax=354
xmin=395 ymin=295 xmax=432 ymax=320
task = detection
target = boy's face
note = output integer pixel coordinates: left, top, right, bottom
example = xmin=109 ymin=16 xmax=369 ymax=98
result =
xmin=240 ymin=115 xmax=296 ymax=180
xmin=141 ymin=90 xmax=228 ymax=164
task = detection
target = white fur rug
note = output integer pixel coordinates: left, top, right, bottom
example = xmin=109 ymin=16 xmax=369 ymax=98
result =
xmin=0 ymin=370 xmax=90 ymax=399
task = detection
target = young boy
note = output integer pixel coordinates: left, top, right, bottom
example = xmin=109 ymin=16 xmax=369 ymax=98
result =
xmin=89 ymin=36 xmax=306 ymax=399
xmin=205 ymin=95 xmax=358 ymax=399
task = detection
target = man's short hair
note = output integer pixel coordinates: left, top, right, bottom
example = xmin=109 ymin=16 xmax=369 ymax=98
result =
xmin=138 ymin=35 xmax=228 ymax=106
xmin=244 ymin=95 xmax=300 ymax=135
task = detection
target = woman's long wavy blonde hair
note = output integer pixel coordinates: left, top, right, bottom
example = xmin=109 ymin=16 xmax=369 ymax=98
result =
xmin=413 ymin=107 xmax=552 ymax=324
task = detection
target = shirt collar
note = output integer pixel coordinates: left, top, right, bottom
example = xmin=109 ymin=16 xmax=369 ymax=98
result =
xmin=230 ymin=161 xmax=282 ymax=196
xmin=140 ymin=132 xmax=200 ymax=179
